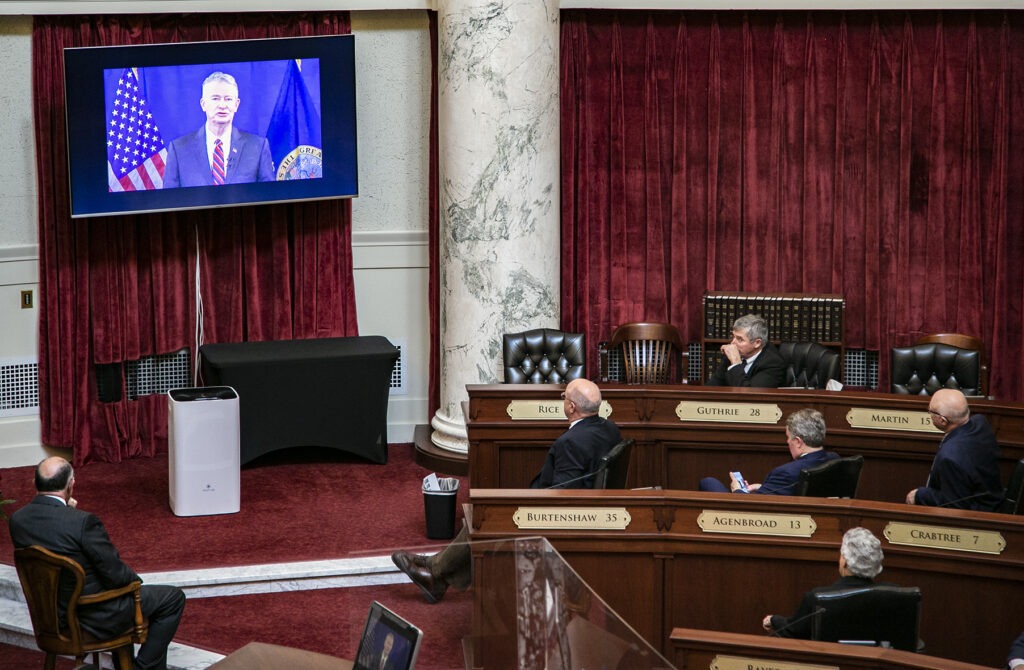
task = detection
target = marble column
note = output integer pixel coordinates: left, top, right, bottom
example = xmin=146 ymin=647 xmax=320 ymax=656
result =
xmin=430 ymin=0 xmax=561 ymax=453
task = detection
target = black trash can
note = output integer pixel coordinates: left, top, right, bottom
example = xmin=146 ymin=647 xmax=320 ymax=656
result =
xmin=423 ymin=476 xmax=460 ymax=540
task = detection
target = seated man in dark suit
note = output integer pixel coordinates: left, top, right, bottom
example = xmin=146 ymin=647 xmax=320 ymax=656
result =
xmin=1008 ymin=631 xmax=1024 ymax=669
xmin=391 ymin=378 xmax=621 ymax=603
xmin=700 ymin=408 xmax=838 ymax=495
xmin=163 ymin=71 xmax=275 ymax=188
xmin=762 ymin=527 xmax=886 ymax=638
xmin=9 ymin=457 xmax=186 ymax=670
xmin=905 ymin=388 xmax=1003 ymax=511
xmin=706 ymin=314 xmax=785 ymax=387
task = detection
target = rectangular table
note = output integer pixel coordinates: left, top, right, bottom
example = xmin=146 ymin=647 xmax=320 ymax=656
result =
xmin=199 ymin=336 xmax=399 ymax=465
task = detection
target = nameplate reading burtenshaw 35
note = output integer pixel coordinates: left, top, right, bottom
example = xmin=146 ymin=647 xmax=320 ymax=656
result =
xmin=711 ymin=655 xmax=836 ymax=670
xmin=506 ymin=400 xmax=613 ymax=420
xmin=845 ymin=408 xmax=942 ymax=433
xmin=512 ymin=507 xmax=631 ymax=530
xmin=698 ymin=511 xmax=816 ymax=537
xmin=675 ymin=401 xmax=782 ymax=424
xmin=883 ymin=521 xmax=1005 ymax=555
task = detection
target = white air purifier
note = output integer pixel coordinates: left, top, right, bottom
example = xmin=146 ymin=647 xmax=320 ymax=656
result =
xmin=168 ymin=386 xmax=240 ymax=517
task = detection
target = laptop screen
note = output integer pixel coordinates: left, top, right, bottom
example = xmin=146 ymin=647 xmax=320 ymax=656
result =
xmin=353 ymin=601 xmax=423 ymax=670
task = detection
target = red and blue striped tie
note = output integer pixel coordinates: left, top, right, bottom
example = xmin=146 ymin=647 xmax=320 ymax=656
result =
xmin=212 ymin=139 xmax=226 ymax=185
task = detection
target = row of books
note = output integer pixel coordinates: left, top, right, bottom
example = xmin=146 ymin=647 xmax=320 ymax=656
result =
xmin=703 ymin=293 xmax=845 ymax=343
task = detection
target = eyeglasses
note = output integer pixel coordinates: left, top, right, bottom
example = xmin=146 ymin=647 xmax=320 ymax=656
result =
xmin=928 ymin=409 xmax=946 ymax=421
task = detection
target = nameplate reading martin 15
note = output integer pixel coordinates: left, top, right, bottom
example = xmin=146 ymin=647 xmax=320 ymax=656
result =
xmin=675 ymin=402 xmax=782 ymax=424
xmin=883 ymin=521 xmax=1005 ymax=555
xmin=506 ymin=400 xmax=613 ymax=420
xmin=846 ymin=408 xmax=941 ymax=434
xmin=711 ymin=655 xmax=836 ymax=670
xmin=512 ymin=507 xmax=631 ymax=530
xmin=698 ymin=510 xmax=816 ymax=537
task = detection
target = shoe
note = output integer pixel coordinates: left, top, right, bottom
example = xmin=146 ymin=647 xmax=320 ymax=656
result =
xmin=391 ymin=550 xmax=449 ymax=603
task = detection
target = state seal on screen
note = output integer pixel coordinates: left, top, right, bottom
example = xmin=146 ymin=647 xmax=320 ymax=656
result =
xmin=276 ymin=145 xmax=323 ymax=180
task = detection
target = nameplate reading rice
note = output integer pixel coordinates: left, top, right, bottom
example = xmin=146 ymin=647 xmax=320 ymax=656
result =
xmin=698 ymin=510 xmax=816 ymax=537
xmin=846 ymin=408 xmax=941 ymax=434
xmin=513 ymin=507 xmax=631 ymax=530
xmin=675 ymin=402 xmax=782 ymax=424
xmin=883 ymin=521 xmax=1005 ymax=555
xmin=710 ymin=654 xmax=837 ymax=670
xmin=506 ymin=400 xmax=613 ymax=420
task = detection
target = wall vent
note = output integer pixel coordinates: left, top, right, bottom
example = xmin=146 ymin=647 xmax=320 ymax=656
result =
xmin=0 ymin=357 xmax=40 ymax=418
xmin=389 ymin=339 xmax=407 ymax=395
xmin=844 ymin=348 xmax=879 ymax=390
xmin=124 ymin=348 xmax=191 ymax=400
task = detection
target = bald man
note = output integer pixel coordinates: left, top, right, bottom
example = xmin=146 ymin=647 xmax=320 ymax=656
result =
xmin=392 ymin=378 xmax=622 ymax=603
xmin=905 ymin=389 xmax=1003 ymax=511
xmin=9 ymin=457 xmax=186 ymax=670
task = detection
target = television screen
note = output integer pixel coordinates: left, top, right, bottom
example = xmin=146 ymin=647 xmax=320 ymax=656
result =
xmin=64 ymin=35 xmax=357 ymax=218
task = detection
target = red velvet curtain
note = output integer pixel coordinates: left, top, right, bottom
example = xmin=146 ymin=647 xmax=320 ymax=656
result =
xmin=561 ymin=10 xmax=1024 ymax=400
xmin=35 ymin=12 xmax=356 ymax=465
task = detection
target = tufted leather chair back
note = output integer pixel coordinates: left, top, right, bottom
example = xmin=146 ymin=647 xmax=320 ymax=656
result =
xmin=503 ymin=328 xmax=585 ymax=384
xmin=777 ymin=342 xmax=841 ymax=389
xmin=890 ymin=342 xmax=983 ymax=396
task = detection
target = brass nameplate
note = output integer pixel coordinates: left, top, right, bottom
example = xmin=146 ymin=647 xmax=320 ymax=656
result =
xmin=698 ymin=510 xmax=816 ymax=537
xmin=884 ymin=521 xmax=1005 ymax=555
xmin=506 ymin=399 xmax=613 ymax=420
xmin=846 ymin=408 xmax=941 ymax=434
xmin=513 ymin=507 xmax=631 ymax=530
xmin=711 ymin=655 xmax=836 ymax=670
xmin=676 ymin=402 xmax=782 ymax=424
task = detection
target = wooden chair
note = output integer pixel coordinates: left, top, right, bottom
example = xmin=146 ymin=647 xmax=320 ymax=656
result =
xmin=609 ymin=322 xmax=684 ymax=384
xmin=14 ymin=545 xmax=147 ymax=670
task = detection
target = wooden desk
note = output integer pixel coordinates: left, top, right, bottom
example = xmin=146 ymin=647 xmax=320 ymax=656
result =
xmin=467 ymin=488 xmax=1024 ymax=667
xmin=465 ymin=384 xmax=1024 ymax=501
xmin=208 ymin=642 xmax=353 ymax=669
xmin=670 ymin=628 xmax=990 ymax=670
xmin=200 ymin=336 xmax=399 ymax=465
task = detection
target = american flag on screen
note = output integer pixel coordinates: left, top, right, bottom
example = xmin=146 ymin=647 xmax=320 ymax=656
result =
xmin=106 ymin=67 xmax=166 ymax=192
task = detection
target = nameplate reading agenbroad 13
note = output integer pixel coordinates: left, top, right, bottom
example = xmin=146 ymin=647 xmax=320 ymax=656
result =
xmin=711 ymin=655 xmax=837 ymax=670
xmin=846 ymin=408 xmax=942 ymax=433
xmin=513 ymin=507 xmax=631 ymax=530
xmin=675 ymin=401 xmax=782 ymax=424
xmin=506 ymin=399 xmax=613 ymax=420
xmin=884 ymin=521 xmax=1005 ymax=555
xmin=698 ymin=510 xmax=816 ymax=537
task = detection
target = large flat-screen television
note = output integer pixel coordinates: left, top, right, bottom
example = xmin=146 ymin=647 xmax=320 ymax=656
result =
xmin=64 ymin=34 xmax=357 ymax=218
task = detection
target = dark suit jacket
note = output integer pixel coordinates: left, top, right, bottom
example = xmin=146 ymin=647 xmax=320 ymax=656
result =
xmin=707 ymin=342 xmax=786 ymax=388
xmin=914 ymin=414 xmax=1003 ymax=511
xmin=748 ymin=449 xmax=839 ymax=496
xmin=770 ymin=575 xmax=876 ymax=639
xmin=163 ymin=125 xmax=275 ymax=188
xmin=529 ymin=415 xmax=622 ymax=489
xmin=1008 ymin=631 xmax=1024 ymax=667
xmin=9 ymin=495 xmax=141 ymax=638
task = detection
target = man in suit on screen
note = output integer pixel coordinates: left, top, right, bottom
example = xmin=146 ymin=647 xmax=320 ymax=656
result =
xmin=9 ymin=457 xmax=186 ymax=670
xmin=163 ymin=71 xmax=275 ymax=188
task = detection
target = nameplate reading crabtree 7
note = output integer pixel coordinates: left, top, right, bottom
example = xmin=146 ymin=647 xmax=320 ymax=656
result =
xmin=505 ymin=400 xmax=613 ymax=420
xmin=883 ymin=522 xmax=1006 ymax=555
xmin=698 ymin=511 xmax=816 ymax=537
xmin=512 ymin=507 xmax=631 ymax=530
xmin=845 ymin=408 xmax=942 ymax=433
xmin=675 ymin=402 xmax=782 ymax=424
xmin=710 ymin=655 xmax=837 ymax=670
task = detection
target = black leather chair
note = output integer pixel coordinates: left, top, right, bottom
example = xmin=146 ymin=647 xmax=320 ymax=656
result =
xmin=811 ymin=585 xmax=922 ymax=652
xmin=999 ymin=458 xmax=1024 ymax=515
xmin=891 ymin=335 xmax=985 ymax=396
xmin=777 ymin=342 xmax=841 ymax=389
xmin=503 ymin=328 xmax=585 ymax=384
xmin=796 ymin=455 xmax=864 ymax=498
xmin=593 ymin=439 xmax=634 ymax=489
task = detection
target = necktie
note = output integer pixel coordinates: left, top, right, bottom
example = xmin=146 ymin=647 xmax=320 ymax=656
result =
xmin=212 ymin=139 xmax=226 ymax=185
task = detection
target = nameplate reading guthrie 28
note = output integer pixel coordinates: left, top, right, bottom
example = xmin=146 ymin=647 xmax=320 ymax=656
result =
xmin=513 ymin=507 xmax=631 ymax=530
xmin=676 ymin=401 xmax=782 ymax=424
xmin=883 ymin=521 xmax=1005 ymax=555
xmin=698 ymin=511 xmax=817 ymax=538
xmin=710 ymin=654 xmax=836 ymax=670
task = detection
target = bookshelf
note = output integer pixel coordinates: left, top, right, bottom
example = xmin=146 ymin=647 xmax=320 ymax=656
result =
xmin=701 ymin=292 xmax=845 ymax=383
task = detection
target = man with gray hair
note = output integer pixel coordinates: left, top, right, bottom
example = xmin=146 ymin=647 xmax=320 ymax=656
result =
xmin=163 ymin=71 xmax=275 ymax=188
xmin=762 ymin=527 xmax=885 ymax=638
xmin=700 ymin=408 xmax=838 ymax=495
xmin=706 ymin=313 xmax=785 ymax=387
